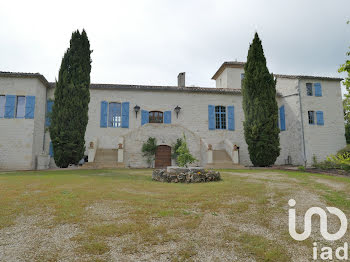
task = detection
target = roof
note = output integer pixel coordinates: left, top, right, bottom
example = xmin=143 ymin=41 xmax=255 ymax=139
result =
xmin=211 ymin=61 xmax=245 ymax=80
xmin=49 ymin=82 xmax=242 ymax=94
xmin=211 ymin=61 xmax=343 ymax=81
xmin=0 ymin=71 xmax=50 ymax=88
xmin=274 ymin=74 xmax=343 ymax=81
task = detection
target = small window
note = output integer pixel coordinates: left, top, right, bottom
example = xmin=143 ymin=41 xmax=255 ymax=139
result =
xmin=241 ymin=73 xmax=245 ymax=87
xmin=308 ymin=111 xmax=315 ymax=124
xmin=0 ymin=95 xmax=5 ymax=117
xmin=215 ymin=106 xmax=226 ymax=129
xmin=149 ymin=111 xmax=163 ymax=123
xmin=306 ymin=83 xmax=313 ymax=96
xmin=108 ymin=102 xmax=121 ymax=127
xmin=16 ymin=96 xmax=26 ymax=118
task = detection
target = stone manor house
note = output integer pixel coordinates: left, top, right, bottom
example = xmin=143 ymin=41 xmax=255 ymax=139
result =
xmin=0 ymin=61 xmax=346 ymax=170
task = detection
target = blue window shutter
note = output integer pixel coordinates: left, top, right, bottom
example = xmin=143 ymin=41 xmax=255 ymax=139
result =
xmin=280 ymin=105 xmax=286 ymax=131
xmin=316 ymin=111 xmax=324 ymax=125
xmin=141 ymin=110 xmax=149 ymax=126
xmin=121 ymin=102 xmax=130 ymax=128
xmin=49 ymin=141 xmax=54 ymax=157
xmin=227 ymin=106 xmax=235 ymax=130
xmin=208 ymin=105 xmax=215 ymax=130
xmin=4 ymin=95 xmax=15 ymax=118
xmin=314 ymin=83 xmax=322 ymax=97
xmin=46 ymin=100 xmax=54 ymax=126
xmin=25 ymin=96 xmax=35 ymax=119
xmin=100 ymin=101 xmax=108 ymax=128
xmin=164 ymin=111 xmax=171 ymax=124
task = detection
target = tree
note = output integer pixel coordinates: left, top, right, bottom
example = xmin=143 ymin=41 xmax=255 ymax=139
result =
xmin=50 ymin=30 xmax=92 ymax=167
xmin=242 ymin=32 xmax=280 ymax=166
xmin=176 ymin=134 xmax=197 ymax=167
xmin=339 ymin=29 xmax=350 ymax=144
xmin=142 ymin=137 xmax=157 ymax=167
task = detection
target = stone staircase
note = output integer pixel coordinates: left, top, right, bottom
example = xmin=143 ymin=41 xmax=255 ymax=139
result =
xmin=206 ymin=150 xmax=243 ymax=169
xmin=81 ymin=149 xmax=124 ymax=169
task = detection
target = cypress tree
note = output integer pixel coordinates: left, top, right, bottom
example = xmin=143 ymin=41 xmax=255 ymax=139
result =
xmin=50 ymin=30 xmax=92 ymax=168
xmin=242 ymin=33 xmax=280 ymax=166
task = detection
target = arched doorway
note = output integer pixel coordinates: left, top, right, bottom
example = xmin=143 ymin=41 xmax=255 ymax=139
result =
xmin=155 ymin=145 xmax=171 ymax=168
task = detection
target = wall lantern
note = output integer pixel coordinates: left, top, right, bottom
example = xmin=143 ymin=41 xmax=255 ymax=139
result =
xmin=174 ymin=105 xmax=181 ymax=118
xmin=134 ymin=105 xmax=140 ymax=118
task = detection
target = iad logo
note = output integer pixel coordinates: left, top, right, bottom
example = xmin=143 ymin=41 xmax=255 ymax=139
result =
xmin=288 ymin=199 xmax=349 ymax=260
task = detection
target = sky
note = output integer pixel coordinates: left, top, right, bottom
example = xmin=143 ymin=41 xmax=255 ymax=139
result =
xmin=0 ymin=0 xmax=349 ymax=89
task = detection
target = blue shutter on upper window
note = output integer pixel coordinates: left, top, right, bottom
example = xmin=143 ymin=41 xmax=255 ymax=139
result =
xmin=100 ymin=101 xmax=108 ymax=128
xmin=121 ymin=102 xmax=129 ymax=128
xmin=4 ymin=95 xmax=15 ymax=118
xmin=25 ymin=96 xmax=35 ymax=119
xmin=227 ymin=106 xmax=235 ymax=130
xmin=164 ymin=111 xmax=171 ymax=124
xmin=279 ymin=105 xmax=286 ymax=131
xmin=49 ymin=141 xmax=54 ymax=157
xmin=141 ymin=110 xmax=149 ymax=126
xmin=208 ymin=105 xmax=215 ymax=130
xmin=316 ymin=111 xmax=324 ymax=125
xmin=314 ymin=83 xmax=322 ymax=97
xmin=46 ymin=100 xmax=54 ymax=126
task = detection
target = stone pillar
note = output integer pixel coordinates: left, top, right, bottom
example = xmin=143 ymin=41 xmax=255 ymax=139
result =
xmin=207 ymin=144 xmax=213 ymax=164
xmin=233 ymin=145 xmax=239 ymax=164
xmin=118 ymin=143 xmax=124 ymax=163
xmin=88 ymin=141 xmax=95 ymax=163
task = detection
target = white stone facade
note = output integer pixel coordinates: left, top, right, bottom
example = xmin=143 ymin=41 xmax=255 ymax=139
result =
xmin=0 ymin=62 xmax=346 ymax=170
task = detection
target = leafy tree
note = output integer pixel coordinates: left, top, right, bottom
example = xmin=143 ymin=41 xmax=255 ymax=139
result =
xmin=339 ymin=29 xmax=350 ymax=144
xmin=242 ymin=32 xmax=280 ymax=166
xmin=176 ymin=135 xmax=197 ymax=167
xmin=171 ymin=138 xmax=183 ymax=161
xmin=142 ymin=137 xmax=157 ymax=167
xmin=50 ymin=30 xmax=92 ymax=167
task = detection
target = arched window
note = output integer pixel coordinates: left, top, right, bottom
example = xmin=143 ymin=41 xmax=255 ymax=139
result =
xmin=215 ymin=106 xmax=226 ymax=129
xmin=149 ymin=111 xmax=163 ymax=123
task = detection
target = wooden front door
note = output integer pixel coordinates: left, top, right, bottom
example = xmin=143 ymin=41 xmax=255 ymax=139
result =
xmin=155 ymin=145 xmax=171 ymax=169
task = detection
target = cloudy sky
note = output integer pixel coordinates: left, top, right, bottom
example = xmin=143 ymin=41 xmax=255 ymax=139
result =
xmin=0 ymin=0 xmax=349 ymax=89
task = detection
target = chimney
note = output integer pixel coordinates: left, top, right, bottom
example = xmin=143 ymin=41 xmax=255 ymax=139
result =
xmin=177 ymin=72 xmax=185 ymax=87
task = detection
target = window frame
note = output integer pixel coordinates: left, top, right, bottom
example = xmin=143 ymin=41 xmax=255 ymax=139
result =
xmin=15 ymin=96 xmax=26 ymax=119
xmin=215 ymin=106 xmax=226 ymax=129
xmin=308 ymin=110 xmax=315 ymax=125
xmin=149 ymin=111 xmax=164 ymax=123
xmin=108 ymin=102 xmax=122 ymax=128
xmin=306 ymin=83 xmax=313 ymax=96
xmin=0 ymin=95 xmax=5 ymax=118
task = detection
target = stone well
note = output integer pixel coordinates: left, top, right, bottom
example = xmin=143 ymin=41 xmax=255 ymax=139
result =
xmin=152 ymin=166 xmax=221 ymax=183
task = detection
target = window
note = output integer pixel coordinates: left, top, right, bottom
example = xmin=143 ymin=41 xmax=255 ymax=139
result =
xmin=308 ymin=111 xmax=315 ymax=124
xmin=16 ymin=96 xmax=25 ymax=118
xmin=108 ymin=102 xmax=121 ymax=127
xmin=0 ymin=95 xmax=5 ymax=118
xmin=306 ymin=83 xmax=313 ymax=96
xmin=241 ymin=73 xmax=245 ymax=87
xmin=149 ymin=111 xmax=163 ymax=123
xmin=215 ymin=106 xmax=226 ymax=129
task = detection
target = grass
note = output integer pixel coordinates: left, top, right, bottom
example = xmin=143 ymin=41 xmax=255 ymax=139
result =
xmin=1 ymin=168 xmax=350 ymax=261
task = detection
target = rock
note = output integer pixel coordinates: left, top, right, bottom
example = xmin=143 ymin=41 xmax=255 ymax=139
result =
xmin=152 ymin=167 xmax=221 ymax=183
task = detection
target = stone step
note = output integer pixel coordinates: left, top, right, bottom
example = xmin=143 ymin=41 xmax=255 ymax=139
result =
xmin=213 ymin=150 xmax=232 ymax=162
xmin=80 ymin=162 xmax=125 ymax=169
xmin=94 ymin=149 xmax=118 ymax=162
xmin=205 ymin=163 xmax=244 ymax=169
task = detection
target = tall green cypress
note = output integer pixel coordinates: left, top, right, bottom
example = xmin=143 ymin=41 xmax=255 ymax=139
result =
xmin=242 ymin=33 xmax=280 ymax=166
xmin=50 ymin=30 xmax=92 ymax=168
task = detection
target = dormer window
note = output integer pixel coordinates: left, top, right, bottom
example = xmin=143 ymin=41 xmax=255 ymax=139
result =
xmin=149 ymin=111 xmax=163 ymax=123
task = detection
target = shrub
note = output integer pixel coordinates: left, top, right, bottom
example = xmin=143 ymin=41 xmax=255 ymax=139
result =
xmin=142 ymin=137 xmax=157 ymax=167
xmin=297 ymin=166 xmax=305 ymax=171
xmin=337 ymin=144 xmax=350 ymax=155
xmin=176 ymin=135 xmax=197 ymax=167
xmin=313 ymin=152 xmax=350 ymax=172
xmin=171 ymin=138 xmax=183 ymax=161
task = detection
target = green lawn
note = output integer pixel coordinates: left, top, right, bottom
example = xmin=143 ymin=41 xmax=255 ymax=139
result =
xmin=1 ymin=168 xmax=350 ymax=261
